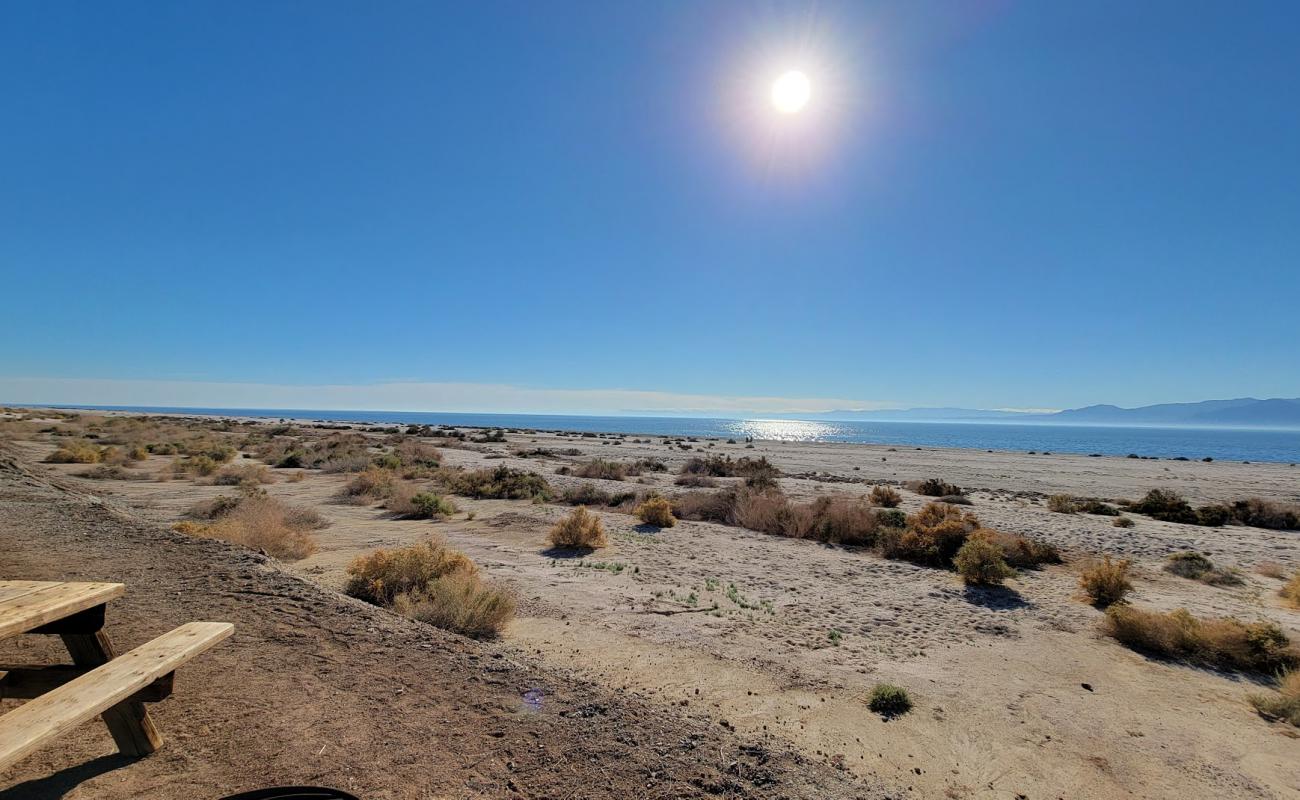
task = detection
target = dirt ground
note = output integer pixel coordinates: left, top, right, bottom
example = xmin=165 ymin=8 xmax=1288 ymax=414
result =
xmin=3 ymin=415 xmax=1299 ymax=799
xmin=0 ymin=451 xmax=878 ymax=800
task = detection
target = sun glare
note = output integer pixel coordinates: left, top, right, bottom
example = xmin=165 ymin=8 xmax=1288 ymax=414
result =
xmin=771 ymin=70 xmax=811 ymax=114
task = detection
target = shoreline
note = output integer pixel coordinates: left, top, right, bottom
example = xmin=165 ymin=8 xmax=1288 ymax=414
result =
xmin=13 ymin=403 xmax=1300 ymax=464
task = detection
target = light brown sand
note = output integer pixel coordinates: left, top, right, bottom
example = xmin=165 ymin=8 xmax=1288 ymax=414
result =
xmin=9 ymin=420 xmax=1300 ymax=799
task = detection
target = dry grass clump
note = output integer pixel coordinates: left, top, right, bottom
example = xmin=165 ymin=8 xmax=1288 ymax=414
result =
xmin=679 ymin=455 xmax=779 ymax=483
xmin=675 ymin=474 xmax=718 ymax=488
xmin=389 ymin=439 xmax=442 ymax=470
xmin=548 ymin=506 xmax=608 ymax=549
xmin=1126 ymin=489 xmax=1199 ymax=523
xmin=558 ymin=483 xmax=634 ymax=507
xmin=1113 ymin=516 xmax=1135 ymax=528
xmin=46 ymin=440 xmax=104 ymax=464
xmin=440 ymin=466 xmax=551 ymax=500
xmin=968 ymin=527 xmax=1060 ymax=569
xmin=1122 ymin=490 xmax=1291 ymax=528
xmin=210 ymin=463 xmax=275 ymax=486
xmin=573 ymin=459 xmax=628 ymax=481
xmin=909 ymin=478 xmax=963 ymax=498
xmin=1164 ymin=551 xmax=1243 ymax=586
xmin=345 ymin=539 xmax=513 ymax=638
xmin=1048 ymin=494 xmax=1119 ymax=515
xmin=869 ymin=485 xmax=902 ymax=508
xmin=879 ymin=502 xmax=981 ymax=566
xmin=1255 ymin=561 xmax=1285 ymax=579
xmin=1282 ymin=571 xmax=1300 ymax=609
xmin=671 ymin=490 xmax=735 ymax=523
xmin=1103 ymin=606 xmax=1299 ymax=674
xmin=387 ymin=483 xmax=458 ymax=519
xmin=286 ymin=470 xmax=306 ymax=483
xmin=339 ymin=467 xmax=399 ymax=502
xmin=953 ymin=536 xmax=1014 ymax=586
xmin=1230 ymin=498 xmax=1300 ymax=531
xmin=76 ymin=464 xmax=147 ymax=480
xmin=634 ymin=496 xmax=676 ymax=528
xmin=1079 ymin=557 xmax=1133 ymax=606
xmin=175 ymin=494 xmax=326 ymax=560
xmin=1250 ymin=669 xmax=1300 ymax=727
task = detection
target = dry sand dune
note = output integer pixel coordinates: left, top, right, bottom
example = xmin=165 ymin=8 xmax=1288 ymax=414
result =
xmin=2 ymin=414 xmax=1299 ymax=799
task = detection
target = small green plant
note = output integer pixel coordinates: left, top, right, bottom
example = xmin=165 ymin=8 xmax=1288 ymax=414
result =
xmin=868 ymin=683 xmax=912 ymax=717
xmin=828 ymin=628 xmax=842 ymax=646
xmin=953 ymin=537 xmax=1015 ymax=586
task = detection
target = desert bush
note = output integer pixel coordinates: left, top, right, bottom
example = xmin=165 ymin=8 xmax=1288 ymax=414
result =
xmin=126 ymin=445 xmax=150 ymax=461
xmin=910 ymin=478 xmax=963 ymax=498
xmin=938 ymin=494 xmax=972 ymax=506
xmin=390 ymin=440 xmax=442 ymax=469
xmin=953 ymin=537 xmax=1014 ymax=586
xmin=1249 ymin=669 xmax=1300 ymax=727
xmin=1282 ymin=571 xmax=1300 ymax=609
xmin=391 ymin=570 xmax=515 ymax=639
xmin=1113 ymin=516 xmax=1135 ymax=528
xmin=1048 ymin=494 xmax=1078 ymax=513
xmin=968 ymin=528 xmax=1060 ymax=569
xmin=211 ymin=464 xmax=275 ymax=486
xmin=1230 ymin=498 xmax=1300 ymax=531
xmin=1256 ymin=561 xmax=1285 ymax=579
xmin=634 ymin=496 xmax=677 ymax=528
xmin=867 ymin=683 xmax=912 ymax=717
xmin=884 ymin=502 xmax=982 ymax=566
xmin=628 ymin=458 xmax=667 ymax=474
xmin=286 ymin=470 xmax=306 ymax=483
xmin=1164 ymin=551 xmax=1242 ymax=586
xmin=1103 ymin=606 xmax=1299 ymax=674
xmin=573 ymin=458 xmax=627 ymax=481
xmin=548 ymin=506 xmax=609 ymax=549
xmin=76 ymin=464 xmax=146 ymax=480
xmin=1079 ymin=556 xmax=1133 ymax=607
xmin=874 ymin=508 xmax=906 ymax=529
xmin=387 ymin=482 xmax=457 ymax=519
xmin=345 ymin=538 xmax=477 ymax=605
xmin=46 ymin=441 xmax=102 ymax=464
xmin=679 ymin=455 xmax=778 ymax=482
xmin=1128 ymin=489 xmax=1198 ymax=524
xmin=869 ymin=485 xmax=902 ymax=508
xmin=672 ymin=490 xmax=737 ymax=523
xmin=339 ymin=467 xmax=399 ymax=502
xmin=178 ymin=495 xmax=326 ymax=560
xmin=560 ymin=483 xmax=614 ymax=506
xmin=320 ymin=455 xmax=373 ymax=474
xmin=1195 ymin=504 xmax=1232 ymax=527
xmin=441 ymin=466 xmax=551 ymax=500
xmin=675 ymin=474 xmax=718 ymax=488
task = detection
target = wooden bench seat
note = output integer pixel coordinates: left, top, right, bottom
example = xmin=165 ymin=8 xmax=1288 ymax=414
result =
xmin=0 ymin=621 xmax=233 ymax=772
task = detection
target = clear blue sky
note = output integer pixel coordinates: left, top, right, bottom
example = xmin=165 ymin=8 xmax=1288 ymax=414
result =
xmin=2 ymin=1 xmax=1298 ymax=414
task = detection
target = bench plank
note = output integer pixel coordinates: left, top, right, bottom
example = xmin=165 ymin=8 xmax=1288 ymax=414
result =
xmin=0 ymin=621 xmax=233 ymax=771
xmin=0 ymin=582 xmax=125 ymax=641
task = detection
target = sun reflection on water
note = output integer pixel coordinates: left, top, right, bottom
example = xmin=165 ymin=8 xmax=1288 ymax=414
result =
xmin=724 ymin=419 xmax=846 ymax=442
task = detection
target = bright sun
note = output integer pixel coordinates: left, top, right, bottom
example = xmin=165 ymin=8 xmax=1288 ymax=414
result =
xmin=771 ymin=70 xmax=811 ymax=114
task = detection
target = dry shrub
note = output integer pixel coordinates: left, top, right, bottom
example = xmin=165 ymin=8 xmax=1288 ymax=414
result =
xmin=883 ymin=502 xmax=981 ymax=566
xmin=320 ymin=455 xmax=373 ymax=474
xmin=1113 ymin=516 xmax=1135 ymax=528
xmin=1080 ymin=556 xmax=1133 ymax=606
xmin=387 ymin=482 xmax=457 ymax=519
xmin=548 ymin=506 xmax=608 ymax=549
xmin=345 ymin=539 xmax=478 ymax=605
xmin=634 ymin=496 xmax=676 ymax=528
xmin=1048 ymin=494 xmax=1078 ymax=513
xmin=339 ymin=467 xmax=399 ymax=502
xmin=440 ymin=466 xmax=551 ymax=500
xmin=559 ymin=483 xmax=614 ymax=506
xmin=286 ymin=470 xmax=306 ymax=483
xmin=46 ymin=441 xmax=102 ymax=464
xmin=1103 ymin=605 xmax=1299 ymax=674
xmin=390 ymin=439 xmax=442 ymax=469
xmin=909 ymin=478 xmax=963 ymax=498
xmin=180 ymin=495 xmax=325 ymax=560
xmin=574 ymin=459 xmax=627 ymax=481
xmin=1050 ymin=494 xmax=1119 ymax=516
xmin=679 ymin=455 xmax=778 ymax=481
xmin=392 ymin=570 xmax=515 ymax=639
xmin=675 ymin=474 xmax=718 ymax=488
xmin=869 ymin=485 xmax=902 ymax=508
xmin=968 ymin=528 xmax=1060 ymax=569
xmin=1255 ymin=561 xmax=1285 ymax=579
xmin=345 ymin=539 xmax=513 ymax=638
xmin=1128 ymin=489 xmax=1198 ymax=524
xmin=1164 ymin=551 xmax=1242 ymax=586
xmin=76 ymin=465 xmax=146 ymax=480
xmin=1230 ymin=498 xmax=1300 ymax=531
xmin=1250 ymin=669 xmax=1300 ymax=727
xmin=127 ymin=445 xmax=150 ymax=461
xmin=1283 ymin=571 xmax=1300 ymax=609
xmin=953 ymin=537 xmax=1014 ymax=586
xmin=211 ymin=463 xmax=275 ymax=486
xmin=672 ymin=490 xmax=735 ymax=523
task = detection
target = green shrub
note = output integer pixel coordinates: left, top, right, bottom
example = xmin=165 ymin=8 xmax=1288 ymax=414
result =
xmin=1195 ymin=504 xmax=1232 ymax=527
xmin=867 ymin=683 xmax=912 ymax=717
xmin=1128 ymin=489 xmax=1198 ymax=524
xmin=1164 ymin=551 xmax=1242 ymax=586
xmin=442 ymin=466 xmax=551 ymax=500
xmin=953 ymin=537 xmax=1014 ymax=586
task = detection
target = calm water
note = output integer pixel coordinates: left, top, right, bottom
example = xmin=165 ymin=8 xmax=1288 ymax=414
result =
xmin=37 ymin=405 xmax=1300 ymax=464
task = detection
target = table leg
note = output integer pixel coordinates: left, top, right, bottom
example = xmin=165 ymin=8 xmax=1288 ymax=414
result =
xmin=60 ymin=630 xmax=164 ymax=756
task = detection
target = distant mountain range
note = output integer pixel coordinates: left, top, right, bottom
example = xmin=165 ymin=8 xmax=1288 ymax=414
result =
xmin=811 ymin=398 xmax=1300 ymax=428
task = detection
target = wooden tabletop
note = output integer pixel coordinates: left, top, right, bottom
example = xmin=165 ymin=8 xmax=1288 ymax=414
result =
xmin=0 ymin=581 xmax=125 ymax=641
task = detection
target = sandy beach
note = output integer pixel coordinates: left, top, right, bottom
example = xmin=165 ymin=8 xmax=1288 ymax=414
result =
xmin=2 ymin=409 xmax=1298 ymax=799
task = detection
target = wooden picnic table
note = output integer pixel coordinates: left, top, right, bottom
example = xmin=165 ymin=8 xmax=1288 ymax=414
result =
xmin=0 ymin=580 xmax=232 ymax=773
